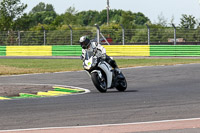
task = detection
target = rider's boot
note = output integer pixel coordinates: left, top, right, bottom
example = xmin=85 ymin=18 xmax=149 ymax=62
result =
xmin=115 ymin=68 xmax=125 ymax=79
xmin=114 ymin=68 xmax=121 ymax=74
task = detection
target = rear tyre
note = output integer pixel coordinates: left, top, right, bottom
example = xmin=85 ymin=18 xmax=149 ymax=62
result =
xmin=91 ymin=72 xmax=107 ymax=93
xmin=116 ymin=73 xmax=127 ymax=92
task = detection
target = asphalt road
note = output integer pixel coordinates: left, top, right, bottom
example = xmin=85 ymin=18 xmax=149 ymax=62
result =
xmin=1 ymin=63 xmax=200 ymax=131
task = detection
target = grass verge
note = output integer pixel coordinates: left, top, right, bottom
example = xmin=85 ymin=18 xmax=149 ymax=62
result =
xmin=0 ymin=58 xmax=200 ymax=75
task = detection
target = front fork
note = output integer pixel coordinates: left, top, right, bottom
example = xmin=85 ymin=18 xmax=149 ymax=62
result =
xmin=91 ymin=70 xmax=102 ymax=79
xmin=86 ymin=70 xmax=102 ymax=79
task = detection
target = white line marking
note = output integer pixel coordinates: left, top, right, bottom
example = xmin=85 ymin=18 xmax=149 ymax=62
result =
xmin=1 ymin=117 xmax=200 ymax=132
xmin=0 ymin=83 xmax=90 ymax=101
xmin=0 ymin=71 xmax=81 ymax=77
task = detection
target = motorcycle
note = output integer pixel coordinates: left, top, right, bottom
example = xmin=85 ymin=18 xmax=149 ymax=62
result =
xmin=82 ymin=51 xmax=127 ymax=93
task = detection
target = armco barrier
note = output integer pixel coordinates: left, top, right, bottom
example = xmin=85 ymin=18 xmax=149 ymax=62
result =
xmin=150 ymin=45 xmax=200 ymax=56
xmin=52 ymin=45 xmax=82 ymax=56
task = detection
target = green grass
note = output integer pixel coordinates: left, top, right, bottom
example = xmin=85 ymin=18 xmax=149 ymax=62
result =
xmin=116 ymin=58 xmax=200 ymax=68
xmin=0 ymin=58 xmax=200 ymax=75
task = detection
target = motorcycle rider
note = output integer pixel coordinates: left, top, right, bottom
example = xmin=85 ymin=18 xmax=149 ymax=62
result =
xmin=79 ymin=36 xmax=121 ymax=74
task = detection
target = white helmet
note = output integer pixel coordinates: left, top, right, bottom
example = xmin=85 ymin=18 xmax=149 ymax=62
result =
xmin=79 ymin=36 xmax=90 ymax=49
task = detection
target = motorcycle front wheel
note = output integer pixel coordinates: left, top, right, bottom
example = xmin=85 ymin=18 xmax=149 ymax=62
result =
xmin=91 ymin=72 xmax=107 ymax=93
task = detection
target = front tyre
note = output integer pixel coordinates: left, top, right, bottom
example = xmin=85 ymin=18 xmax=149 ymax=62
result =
xmin=91 ymin=72 xmax=107 ymax=93
xmin=116 ymin=73 xmax=127 ymax=92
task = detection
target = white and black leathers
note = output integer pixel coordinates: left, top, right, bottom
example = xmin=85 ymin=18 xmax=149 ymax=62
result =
xmin=81 ymin=42 xmax=106 ymax=60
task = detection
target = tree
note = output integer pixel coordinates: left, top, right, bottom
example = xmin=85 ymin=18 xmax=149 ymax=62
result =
xmin=65 ymin=6 xmax=78 ymax=15
xmin=120 ymin=11 xmax=135 ymax=29
xmin=134 ymin=12 xmax=149 ymax=25
xmin=109 ymin=9 xmax=123 ymax=24
xmin=77 ymin=10 xmax=100 ymax=26
xmin=29 ymin=2 xmax=57 ymax=26
xmin=99 ymin=9 xmax=108 ymax=25
xmin=120 ymin=11 xmax=150 ymax=29
xmin=31 ymin=11 xmax=57 ymax=25
xmin=30 ymin=2 xmax=46 ymax=14
xmin=14 ymin=13 xmax=32 ymax=30
xmin=156 ymin=12 xmax=167 ymax=27
xmin=0 ymin=0 xmax=27 ymax=30
xmin=51 ymin=15 xmax=64 ymax=26
xmin=180 ymin=14 xmax=196 ymax=29
xmin=62 ymin=6 xmax=78 ymax=25
xmin=46 ymin=4 xmax=54 ymax=12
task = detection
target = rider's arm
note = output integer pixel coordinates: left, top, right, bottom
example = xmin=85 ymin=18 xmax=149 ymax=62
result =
xmin=96 ymin=44 xmax=106 ymax=54
xmin=96 ymin=43 xmax=106 ymax=60
xmin=81 ymin=49 xmax=86 ymax=60
xmin=91 ymin=42 xmax=106 ymax=59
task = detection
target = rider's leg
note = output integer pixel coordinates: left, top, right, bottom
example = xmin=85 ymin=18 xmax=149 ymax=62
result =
xmin=105 ymin=55 xmax=121 ymax=74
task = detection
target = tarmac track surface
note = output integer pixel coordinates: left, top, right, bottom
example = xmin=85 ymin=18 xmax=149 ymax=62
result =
xmin=1 ymin=64 xmax=200 ymax=132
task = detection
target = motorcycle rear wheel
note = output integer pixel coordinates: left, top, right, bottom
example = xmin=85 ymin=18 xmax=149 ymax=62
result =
xmin=91 ymin=72 xmax=107 ymax=93
xmin=116 ymin=74 xmax=127 ymax=92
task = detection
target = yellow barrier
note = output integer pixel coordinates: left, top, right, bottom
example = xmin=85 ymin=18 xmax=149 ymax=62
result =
xmin=5 ymin=45 xmax=150 ymax=56
xmin=6 ymin=46 xmax=52 ymax=56
xmin=104 ymin=45 xmax=150 ymax=56
xmin=0 ymin=97 xmax=11 ymax=100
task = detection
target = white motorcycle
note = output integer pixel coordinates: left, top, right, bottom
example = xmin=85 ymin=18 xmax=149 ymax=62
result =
xmin=83 ymin=51 xmax=127 ymax=93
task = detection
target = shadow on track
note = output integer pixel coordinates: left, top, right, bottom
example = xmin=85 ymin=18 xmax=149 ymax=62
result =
xmin=106 ymin=90 xmax=138 ymax=93
xmin=91 ymin=89 xmax=138 ymax=93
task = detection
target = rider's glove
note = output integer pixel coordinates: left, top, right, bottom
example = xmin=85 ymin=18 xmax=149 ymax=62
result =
xmin=80 ymin=55 xmax=85 ymax=60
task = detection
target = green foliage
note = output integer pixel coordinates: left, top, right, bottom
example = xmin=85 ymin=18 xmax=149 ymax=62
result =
xmin=120 ymin=11 xmax=149 ymax=29
xmin=134 ymin=12 xmax=150 ymax=25
xmin=31 ymin=11 xmax=57 ymax=25
xmin=13 ymin=13 xmax=32 ymax=30
xmin=65 ymin=6 xmax=78 ymax=15
xmin=131 ymin=29 xmax=148 ymax=43
xmin=77 ymin=10 xmax=100 ymax=26
xmin=0 ymin=0 xmax=27 ymax=30
xmin=63 ymin=12 xmax=77 ymax=25
xmin=29 ymin=23 xmax=56 ymax=31
xmin=1 ymin=1 xmax=200 ymax=45
xmin=100 ymin=23 xmax=122 ymax=43
xmin=28 ymin=2 xmax=57 ymax=26
xmin=0 ymin=2 xmax=151 ymax=31
xmin=30 ymin=2 xmax=55 ymax=14
xmin=120 ymin=11 xmax=136 ymax=29
xmin=52 ymin=15 xmax=64 ymax=26
xmin=180 ymin=14 xmax=197 ymax=29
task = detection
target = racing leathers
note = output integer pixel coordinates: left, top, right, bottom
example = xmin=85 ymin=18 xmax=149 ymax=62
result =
xmin=81 ymin=42 xmax=119 ymax=71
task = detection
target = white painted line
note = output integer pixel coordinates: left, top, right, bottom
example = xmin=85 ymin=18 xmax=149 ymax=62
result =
xmin=0 ymin=83 xmax=90 ymax=101
xmin=1 ymin=117 xmax=200 ymax=132
xmin=0 ymin=71 xmax=80 ymax=77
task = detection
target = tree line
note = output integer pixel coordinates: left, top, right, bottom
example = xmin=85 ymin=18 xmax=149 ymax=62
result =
xmin=0 ymin=0 xmax=200 ymax=45
xmin=1 ymin=0 xmax=199 ymax=31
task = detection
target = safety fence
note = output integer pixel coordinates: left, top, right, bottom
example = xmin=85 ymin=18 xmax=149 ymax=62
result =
xmin=1 ymin=45 xmax=200 ymax=57
xmin=1 ymin=27 xmax=200 ymax=45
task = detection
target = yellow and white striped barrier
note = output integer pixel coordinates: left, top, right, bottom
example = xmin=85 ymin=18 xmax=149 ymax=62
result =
xmin=6 ymin=46 xmax=52 ymax=56
xmin=104 ymin=45 xmax=150 ymax=56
